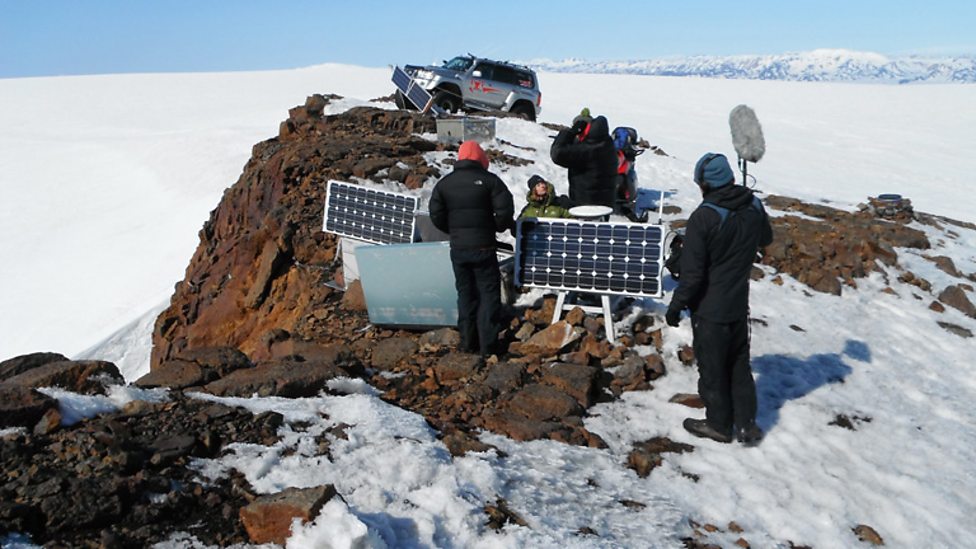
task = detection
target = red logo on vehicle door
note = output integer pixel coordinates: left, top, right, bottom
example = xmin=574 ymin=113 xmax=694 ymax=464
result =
xmin=469 ymin=80 xmax=499 ymax=94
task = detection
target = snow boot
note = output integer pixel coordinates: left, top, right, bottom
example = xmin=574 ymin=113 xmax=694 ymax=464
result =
xmin=736 ymin=423 xmax=764 ymax=447
xmin=682 ymin=418 xmax=732 ymax=443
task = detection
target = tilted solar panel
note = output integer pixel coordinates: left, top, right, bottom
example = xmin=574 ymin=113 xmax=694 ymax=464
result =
xmin=323 ymin=180 xmax=418 ymax=245
xmin=391 ymin=66 xmax=445 ymax=116
xmin=514 ymin=218 xmax=665 ymax=298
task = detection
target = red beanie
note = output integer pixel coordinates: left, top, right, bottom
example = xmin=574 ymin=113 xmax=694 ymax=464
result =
xmin=458 ymin=140 xmax=489 ymax=169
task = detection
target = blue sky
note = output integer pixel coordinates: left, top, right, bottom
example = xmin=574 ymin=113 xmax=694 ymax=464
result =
xmin=1 ymin=0 xmax=973 ymax=78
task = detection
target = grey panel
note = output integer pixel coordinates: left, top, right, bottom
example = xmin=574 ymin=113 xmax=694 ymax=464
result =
xmin=357 ymin=241 xmax=458 ymax=327
xmin=323 ymin=180 xmax=417 ymax=245
xmin=514 ymin=218 xmax=665 ymax=298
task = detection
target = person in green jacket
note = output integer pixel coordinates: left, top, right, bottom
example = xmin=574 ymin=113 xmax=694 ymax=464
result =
xmin=518 ymin=175 xmax=573 ymax=219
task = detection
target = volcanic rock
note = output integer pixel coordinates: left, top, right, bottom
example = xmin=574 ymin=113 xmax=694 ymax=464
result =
xmin=938 ymin=284 xmax=976 ymax=318
xmin=0 ymin=386 xmax=57 ymax=428
xmin=202 ymin=359 xmax=345 ymax=397
xmin=239 ymin=485 xmax=338 ymax=545
xmin=1 ymin=360 xmax=122 ymax=394
xmin=0 ymin=352 xmax=69 ymax=382
xmin=371 ymin=337 xmax=419 ymax=370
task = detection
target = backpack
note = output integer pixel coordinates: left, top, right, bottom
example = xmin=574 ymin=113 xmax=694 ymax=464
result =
xmin=612 ymin=127 xmax=641 ymax=161
xmin=665 ymin=198 xmax=764 ymax=279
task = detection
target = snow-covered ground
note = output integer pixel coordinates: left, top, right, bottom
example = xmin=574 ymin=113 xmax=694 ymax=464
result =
xmin=2 ymin=64 xmax=976 ymax=548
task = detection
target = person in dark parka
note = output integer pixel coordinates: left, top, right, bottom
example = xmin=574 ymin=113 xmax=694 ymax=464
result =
xmin=666 ymin=152 xmax=773 ymax=445
xmin=429 ymin=140 xmax=515 ymax=356
xmin=550 ymin=115 xmax=617 ymax=208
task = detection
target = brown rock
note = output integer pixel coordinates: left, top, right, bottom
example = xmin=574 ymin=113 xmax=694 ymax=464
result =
xmin=240 ymin=485 xmax=338 ymax=545
xmin=852 ymin=524 xmax=884 ymax=545
xmin=203 ymin=359 xmax=345 ymax=398
xmin=135 ymin=360 xmax=205 ymax=389
xmin=1 ymin=360 xmax=122 ymax=394
xmin=371 ymin=337 xmax=419 ymax=370
xmin=929 ymin=301 xmax=945 ymax=313
xmin=341 ymin=280 xmax=368 ymax=311
xmin=540 ymin=363 xmax=599 ymax=407
xmin=441 ymin=431 xmax=495 ymax=457
xmin=678 ymin=345 xmax=696 ymax=366
xmin=507 ymin=383 xmax=584 ymax=421
xmin=176 ymin=346 xmax=253 ymax=377
xmin=669 ymin=393 xmax=704 ymax=408
xmin=514 ymin=322 xmax=536 ymax=342
xmin=610 ymin=355 xmax=648 ymax=395
xmin=0 ymin=352 xmax=70 ymax=382
xmin=419 ymin=328 xmax=461 ymax=348
xmin=0 ymin=386 xmax=57 ymax=428
xmin=627 ymin=437 xmax=695 ymax=478
xmin=480 ymin=409 xmax=559 ymax=441
xmin=433 ymin=352 xmax=482 ymax=383
xmin=582 ymin=316 xmax=603 ymax=335
xmin=517 ymin=321 xmax=581 ymax=355
xmin=937 ymin=321 xmax=973 ymax=338
xmin=928 ymin=255 xmax=962 ymax=277
xmin=579 ymin=334 xmax=612 ymax=359
xmin=938 ymin=285 xmax=976 ymax=318
xmin=484 ymin=361 xmax=525 ymax=394
xmin=565 ymin=306 xmax=586 ymax=326
xmin=644 ymin=353 xmax=666 ymax=379
xmin=32 ymin=407 xmax=62 ymax=435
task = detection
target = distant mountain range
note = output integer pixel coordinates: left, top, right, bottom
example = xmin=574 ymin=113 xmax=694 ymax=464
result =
xmin=524 ymin=49 xmax=976 ymax=84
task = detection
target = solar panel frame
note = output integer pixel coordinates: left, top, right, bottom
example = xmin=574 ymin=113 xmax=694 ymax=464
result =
xmin=323 ymin=180 xmax=418 ymax=245
xmin=514 ymin=217 xmax=665 ymax=298
xmin=391 ymin=66 xmax=445 ymax=116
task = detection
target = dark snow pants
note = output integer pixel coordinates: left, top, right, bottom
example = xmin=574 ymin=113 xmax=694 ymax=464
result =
xmin=450 ymin=248 xmax=501 ymax=356
xmin=691 ymin=315 xmax=757 ymax=433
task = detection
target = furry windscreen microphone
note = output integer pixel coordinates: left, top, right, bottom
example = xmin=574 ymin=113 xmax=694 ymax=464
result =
xmin=729 ymin=104 xmax=765 ymax=163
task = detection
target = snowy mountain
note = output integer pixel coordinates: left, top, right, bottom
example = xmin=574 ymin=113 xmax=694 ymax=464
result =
xmin=525 ymin=49 xmax=976 ymax=84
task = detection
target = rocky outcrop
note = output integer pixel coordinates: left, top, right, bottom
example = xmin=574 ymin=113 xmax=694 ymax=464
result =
xmin=1 ymin=359 xmax=122 ymax=395
xmin=760 ymin=196 xmax=930 ymax=295
xmin=151 ymin=97 xmax=442 ymax=369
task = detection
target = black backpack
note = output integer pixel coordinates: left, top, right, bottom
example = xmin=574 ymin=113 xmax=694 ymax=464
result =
xmin=665 ymin=198 xmax=763 ymax=279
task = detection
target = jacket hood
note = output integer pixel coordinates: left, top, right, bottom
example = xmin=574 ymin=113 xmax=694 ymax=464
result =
xmin=458 ymin=140 xmax=489 ymax=169
xmin=584 ymin=116 xmax=610 ymax=142
xmin=703 ymin=183 xmax=755 ymax=210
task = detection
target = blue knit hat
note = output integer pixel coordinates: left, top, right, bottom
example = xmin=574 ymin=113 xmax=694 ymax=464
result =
xmin=694 ymin=153 xmax=735 ymax=188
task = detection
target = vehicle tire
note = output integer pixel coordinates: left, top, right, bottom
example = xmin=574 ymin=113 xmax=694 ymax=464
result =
xmin=510 ymin=103 xmax=536 ymax=121
xmin=432 ymin=90 xmax=460 ymax=113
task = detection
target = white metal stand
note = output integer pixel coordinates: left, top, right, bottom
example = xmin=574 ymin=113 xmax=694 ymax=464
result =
xmin=551 ymin=291 xmax=616 ymax=342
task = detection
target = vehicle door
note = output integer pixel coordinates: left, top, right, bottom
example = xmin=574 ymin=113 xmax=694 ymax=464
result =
xmin=465 ymin=62 xmax=506 ymax=108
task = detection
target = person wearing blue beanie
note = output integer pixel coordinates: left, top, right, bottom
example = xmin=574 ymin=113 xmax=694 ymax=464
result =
xmin=693 ymin=152 xmax=736 ymax=189
xmin=666 ymin=151 xmax=774 ymax=446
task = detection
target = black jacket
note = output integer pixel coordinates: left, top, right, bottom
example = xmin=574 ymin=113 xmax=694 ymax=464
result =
xmin=429 ymin=160 xmax=514 ymax=250
xmin=670 ymin=184 xmax=773 ymax=322
xmin=550 ymin=115 xmax=617 ymax=207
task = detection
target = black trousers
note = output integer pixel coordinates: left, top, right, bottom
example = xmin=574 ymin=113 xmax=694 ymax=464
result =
xmin=691 ymin=315 xmax=757 ymax=433
xmin=450 ymin=248 xmax=501 ymax=356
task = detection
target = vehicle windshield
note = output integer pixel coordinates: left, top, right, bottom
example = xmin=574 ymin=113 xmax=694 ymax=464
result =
xmin=442 ymin=56 xmax=473 ymax=71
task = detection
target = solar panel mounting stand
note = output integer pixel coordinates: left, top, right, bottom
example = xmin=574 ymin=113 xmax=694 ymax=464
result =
xmin=551 ymin=291 xmax=616 ymax=342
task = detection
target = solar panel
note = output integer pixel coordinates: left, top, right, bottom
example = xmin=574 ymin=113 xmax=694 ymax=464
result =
xmin=514 ymin=218 xmax=665 ymax=298
xmin=391 ymin=66 xmax=445 ymax=115
xmin=323 ymin=180 xmax=418 ymax=245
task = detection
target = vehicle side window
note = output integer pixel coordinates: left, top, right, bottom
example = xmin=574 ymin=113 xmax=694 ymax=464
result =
xmin=515 ymin=71 xmax=535 ymax=88
xmin=492 ymin=66 xmax=517 ymax=86
xmin=473 ymin=63 xmax=494 ymax=80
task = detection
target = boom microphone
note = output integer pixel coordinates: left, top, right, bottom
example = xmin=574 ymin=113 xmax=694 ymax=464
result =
xmin=729 ymin=105 xmax=765 ymax=163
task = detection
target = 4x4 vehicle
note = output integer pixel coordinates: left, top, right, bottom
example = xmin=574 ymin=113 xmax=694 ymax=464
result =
xmin=395 ymin=55 xmax=541 ymax=121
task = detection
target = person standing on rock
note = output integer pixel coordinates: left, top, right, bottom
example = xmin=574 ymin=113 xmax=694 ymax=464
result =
xmin=550 ymin=114 xmax=617 ymax=208
xmin=665 ymin=152 xmax=773 ymax=445
xmin=429 ymin=140 xmax=515 ymax=357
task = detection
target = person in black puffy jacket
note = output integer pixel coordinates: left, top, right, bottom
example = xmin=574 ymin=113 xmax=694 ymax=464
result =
xmin=666 ymin=152 xmax=773 ymax=446
xmin=550 ymin=115 xmax=617 ymax=208
xmin=429 ymin=140 xmax=514 ymax=356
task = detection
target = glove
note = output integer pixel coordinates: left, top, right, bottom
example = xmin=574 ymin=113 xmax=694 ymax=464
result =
xmin=665 ymin=306 xmax=682 ymax=327
xmin=570 ymin=119 xmax=588 ymax=135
